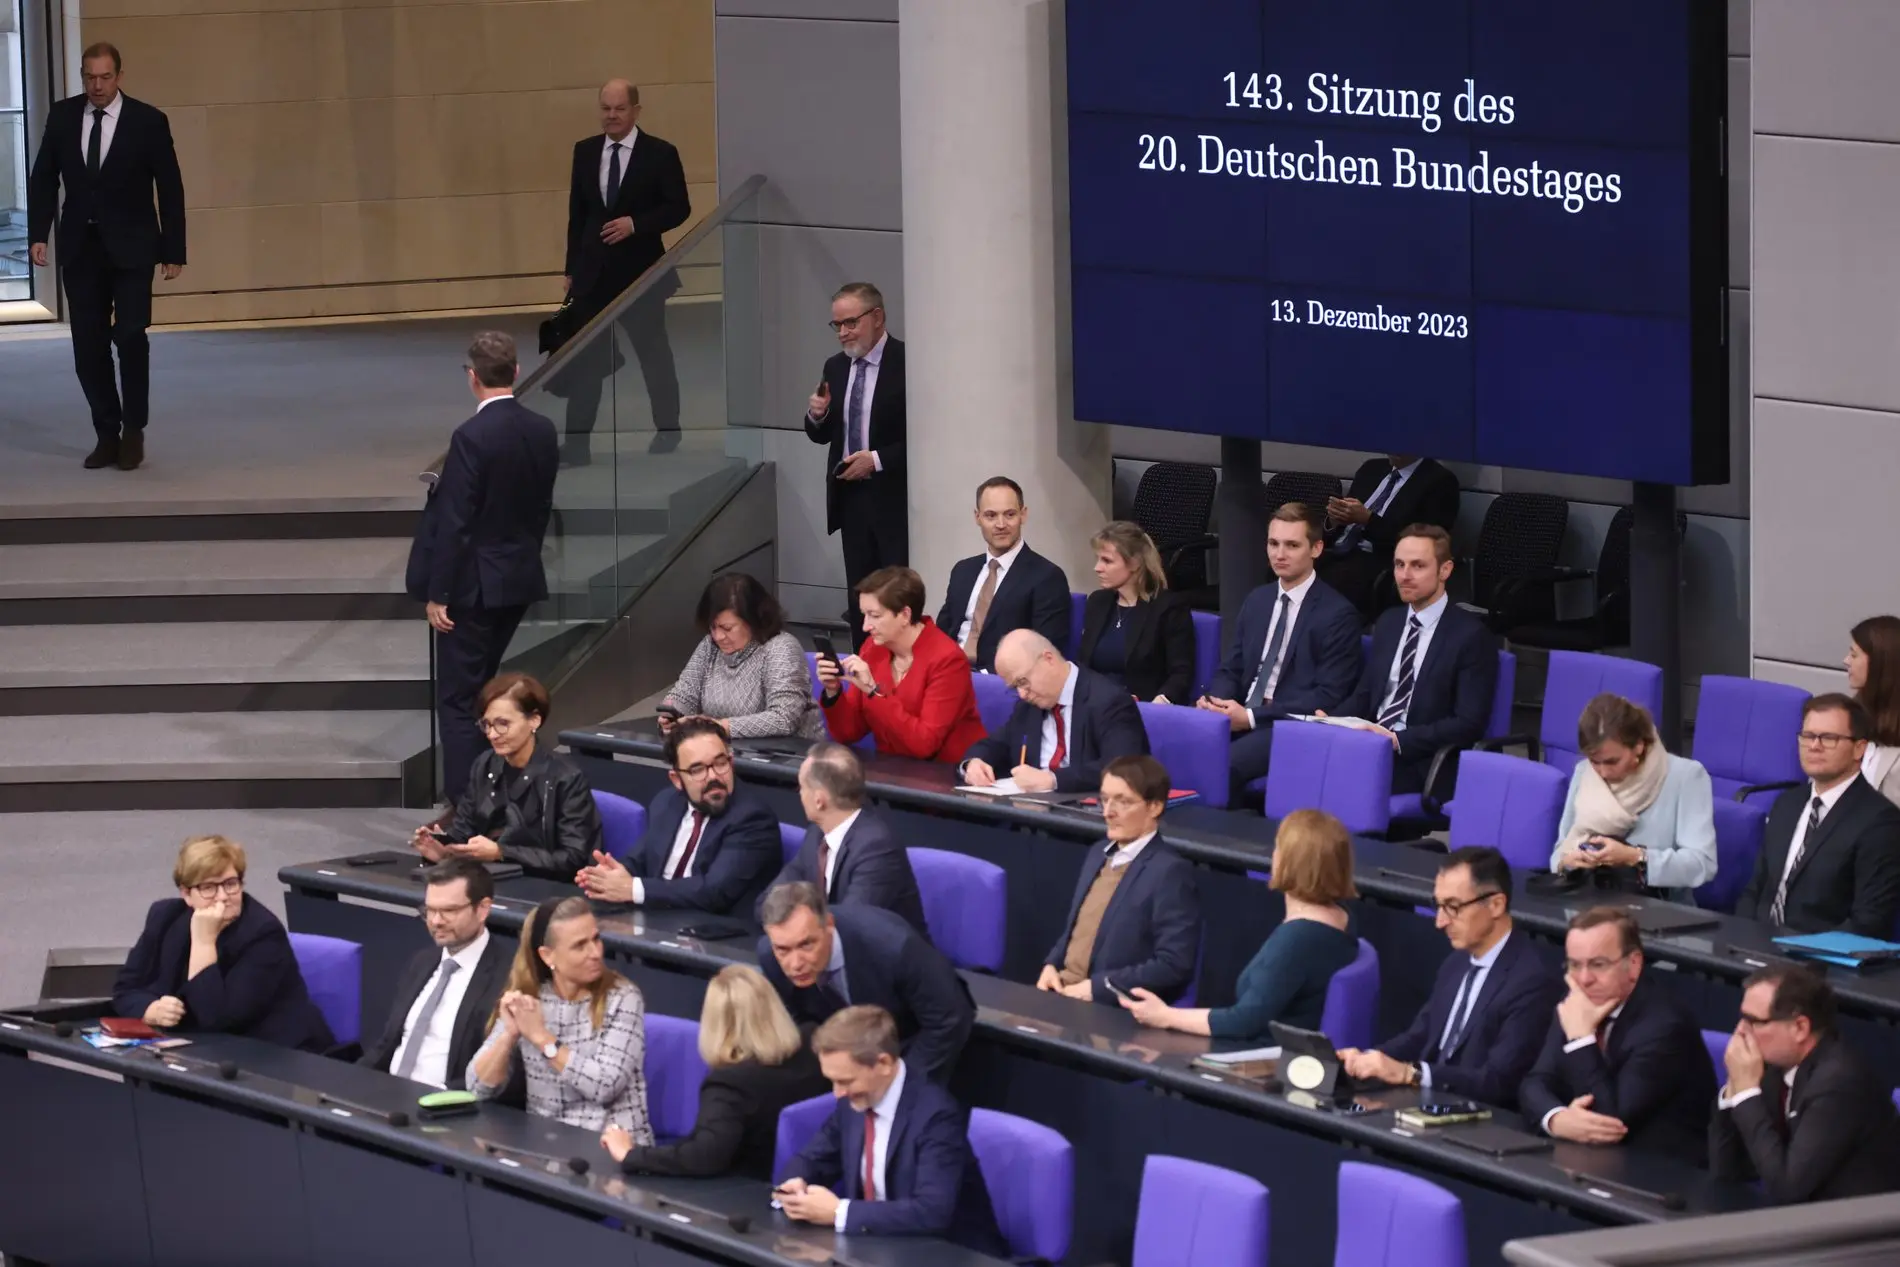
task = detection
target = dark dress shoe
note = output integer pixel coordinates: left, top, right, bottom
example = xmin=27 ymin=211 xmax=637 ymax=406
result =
xmin=116 ymin=430 xmax=145 ymax=471
xmin=82 ymin=438 xmax=120 ymax=469
xmin=648 ymin=430 xmax=681 ymax=454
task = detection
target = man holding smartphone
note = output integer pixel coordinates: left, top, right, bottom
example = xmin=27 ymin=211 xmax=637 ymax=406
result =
xmin=804 ymin=283 xmax=907 ymax=635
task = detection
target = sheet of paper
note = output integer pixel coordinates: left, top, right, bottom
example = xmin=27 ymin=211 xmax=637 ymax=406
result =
xmin=1198 ymin=1046 xmax=1282 ymax=1064
xmin=958 ymin=778 xmax=1023 ymax=796
xmin=1292 ymin=714 xmax=1376 ymax=730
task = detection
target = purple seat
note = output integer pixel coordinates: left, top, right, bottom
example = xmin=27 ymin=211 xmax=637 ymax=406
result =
xmin=1693 ymin=675 xmax=1808 ymax=807
xmin=645 ymin=1014 xmax=709 ymax=1143
xmin=1445 ymin=752 xmax=1569 ymax=876
xmin=1701 ymin=1029 xmax=1727 ymax=1089
xmin=288 ymin=933 xmax=361 ymax=1047
xmin=1391 ymin=649 xmax=1517 ymax=824
xmin=972 ymin=672 xmax=1018 ymax=734
xmin=774 ymin=1092 xmax=836 ymax=1177
xmin=1138 ymin=701 xmax=1230 ymax=809
xmin=1334 ymin=1161 xmax=1467 ymax=1267
xmin=1134 ymin=1154 xmax=1269 ymax=1267
xmin=1539 ymin=651 xmax=1665 ymax=776
xmin=1189 ymin=611 xmax=1221 ymax=701
xmin=1700 ymin=799 xmax=1767 ymax=913
xmin=593 ymin=790 xmax=648 ymax=862
xmin=778 ymin=821 xmax=804 ymax=866
xmin=1070 ymin=591 xmax=1087 ymax=657
xmin=1319 ymin=939 xmax=1380 ymax=1051
xmin=970 ymin=1108 xmax=1074 ymax=1262
xmin=908 ymin=847 xmax=1006 ymax=972
xmin=1261 ymin=721 xmax=1393 ymax=837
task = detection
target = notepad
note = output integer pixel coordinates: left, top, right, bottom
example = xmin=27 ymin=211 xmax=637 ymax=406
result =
xmin=1291 ymin=714 xmax=1378 ymax=730
xmin=1771 ymin=931 xmax=1900 ymax=969
xmin=959 ymin=779 xmax=1025 ymax=796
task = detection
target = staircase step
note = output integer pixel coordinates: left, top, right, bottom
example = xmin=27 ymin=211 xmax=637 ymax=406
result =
xmin=0 ymin=711 xmax=433 ymax=811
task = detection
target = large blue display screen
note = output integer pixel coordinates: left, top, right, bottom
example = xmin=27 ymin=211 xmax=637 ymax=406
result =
xmin=1066 ymin=0 xmax=1729 ymax=484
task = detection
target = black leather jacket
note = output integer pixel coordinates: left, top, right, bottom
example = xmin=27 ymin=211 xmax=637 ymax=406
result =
xmin=447 ymin=746 xmax=601 ymax=877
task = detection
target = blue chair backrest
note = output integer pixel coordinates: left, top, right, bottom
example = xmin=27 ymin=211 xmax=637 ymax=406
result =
xmin=1489 ymin=649 xmax=1518 ymax=741
xmin=1263 ymin=720 xmax=1393 ymax=836
xmin=1133 ymin=1155 xmax=1270 ymax=1267
xmin=1137 ymin=702 xmax=1230 ymax=809
xmin=1333 ymin=1161 xmax=1466 ymax=1267
xmin=1069 ymin=591 xmax=1087 ymax=657
xmin=969 ymin=1108 xmax=1075 ymax=1263
xmin=778 ymin=822 xmax=804 ymax=866
xmin=908 ymin=847 xmax=1007 ymax=972
xmin=971 ymin=672 xmax=1018 ymax=734
xmin=774 ymin=1093 xmax=835 ymax=1178
xmin=1701 ymin=1029 xmax=1727 ymax=1089
xmin=1699 ymin=799 xmax=1769 ymax=914
xmin=1540 ymin=651 xmax=1665 ymax=775
xmin=288 ymin=933 xmax=362 ymax=1047
xmin=1319 ymin=939 xmax=1380 ymax=1051
xmin=1446 ymin=751 xmax=1570 ymax=875
xmin=644 ymin=1014 xmax=709 ymax=1142
xmin=1692 ymin=675 xmax=1809 ymax=804
xmin=1189 ymin=611 xmax=1220 ymax=701
xmin=593 ymin=790 xmax=648 ymax=861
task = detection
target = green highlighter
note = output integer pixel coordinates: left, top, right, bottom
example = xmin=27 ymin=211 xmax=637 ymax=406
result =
xmin=416 ymin=1089 xmax=480 ymax=1121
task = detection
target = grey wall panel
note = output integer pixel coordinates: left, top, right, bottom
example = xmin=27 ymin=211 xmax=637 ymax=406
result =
xmin=718 ymin=0 xmax=895 ymax=18
xmin=1731 ymin=0 xmax=1751 ymax=55
xmin=1729 ymin=56 xmax=1750 ymax=288
xmin=762 ymin=424 xmax=847 ymax=593
xmin=757 ymin=224 xmax=905 ymax=432
xmin=1753 ymin=0 xmax=1900 ymax=142
xmin=1753 ymin=398 xmax=1900 ymax=666
xmin=1683 ymin=514 xmax=1751 ymax=683
xmin=1753 ymin=136 xmax=1900 ymax=412
xmin=1753 ymin=658 xmax=1846 ymax=695
xmin=715 ymin=16 xmax=902 ymax=228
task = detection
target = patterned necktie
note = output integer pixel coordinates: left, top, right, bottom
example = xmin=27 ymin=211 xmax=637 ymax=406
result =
xmin=847 ymin=357 xmax=871 ymax=454
xmin=88 ymin=107 xmax=104 ymax=178
xmin=964 ymin=559 xmax=1000 ymax=660
xmin=1378 ymin=616 xmax=1424 ymax=728
xmin=671 ymin=810 xmax=706 ymax=879
xmin=862 ymin=1108 xmax=879 ymax=1200
xmin=1048 ymin=704 xmax=1067 ymax=770
xmin=1337 ymin=467 xmax=1403 ymax=551
xmin=1246 ymin=593 xmax=1293 ymax=709
xmin=393 ymin=958 xmax=460 ymax=1080
xmin=605 ymin=141 xmax=623 ymax=207
xmin=1770 ymin=796 xmax=1826 ymax=925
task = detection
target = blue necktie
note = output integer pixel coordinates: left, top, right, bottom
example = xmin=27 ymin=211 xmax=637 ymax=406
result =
xmin=605 ymin=141 xmax=623 ymax=208
xmin=1246 ymin=594 xmax=1292 ymax=710
xmin=1378 ymin=615 xmax=1422 ymax=728
xmin=1338 ymin=468 xmax=1402 ymax=552
xmin=846 ymin=357 xmax=869 ymax=454
xmin=1439 ymin=959 xmax=1482 ymax=1057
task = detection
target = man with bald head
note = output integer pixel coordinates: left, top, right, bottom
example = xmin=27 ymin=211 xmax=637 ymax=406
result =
xmin=959 ymin=629 xmax=1149 ymax=793
xmin=558 ymin=78 xmax=690 ymax=464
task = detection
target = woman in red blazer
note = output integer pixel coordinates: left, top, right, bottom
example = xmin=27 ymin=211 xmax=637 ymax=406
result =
xmin=817 ymin=567 xmax=987 ymax=763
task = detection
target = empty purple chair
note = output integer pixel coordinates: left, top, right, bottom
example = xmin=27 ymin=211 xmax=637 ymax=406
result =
xmin=1319 ymin=939 xmax=1380 ymax=1051
xmin=1334 ymin=1161 xmax=1466 ymax=1267
xmin=972 ymin=672 xmax=1019 ymax=734
xmin=1138 ymin=701 xmax=1231 ymax=808
xmin=969 ymin=1108 xmax=1074 ymax=1263
xmin=908 ymin=847 xmax=1006 ymax=971
xmin=1700 ymin=799 xmax=1768 ymax=913
xmin=778 ymin=821 xmax=804 ymax=866
xmin=1539 ymin=651 xmax=1664 ymax=776
xmin=773 ymin=1092 xmax=836 ymax=1177
xmin=594 ymin=790 xmax=648 ymax=862
xmin=1190 ymin=611 xmax=1221 ymax=701
xmin=1134 ymin=1154 xmax=1269 ymax=1267
xmin=1261 ymin=721 xmax=1393 ymax=837
xmin=1070 ymin=591 xmax=1087 ymax=657
xmin=1692 ymin=676 xmax=1809 ymax=809
xmin=1701 ymin=1029 xmax=1727 ymax=1089
xmin=288 ymin=933 xmax=361 ymax=1047
xmin=645 ymin=1014 xmax=710 ymax=1143
xmin=1445 ymin=752 xmax=1569 ymax=875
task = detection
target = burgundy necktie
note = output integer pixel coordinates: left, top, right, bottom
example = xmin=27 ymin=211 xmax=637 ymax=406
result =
xmin=671 ymin=811 xmax=706 ymax=879
xmin=862 ymin=1109 xmax=878 ymax=1200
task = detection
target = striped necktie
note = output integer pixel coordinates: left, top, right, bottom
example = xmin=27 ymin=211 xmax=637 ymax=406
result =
xmin=1377 ymin=615 xmax=1422 ymax=729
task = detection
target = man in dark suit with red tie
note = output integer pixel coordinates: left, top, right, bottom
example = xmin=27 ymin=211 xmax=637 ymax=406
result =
xmin=558 ymin=79 xmax=691 ymax=464
xmin=27 ymin=42 xmax=186 ymax=471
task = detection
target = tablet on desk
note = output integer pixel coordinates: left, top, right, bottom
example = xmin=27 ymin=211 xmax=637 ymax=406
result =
xmin=1441 ymin=1123 xmax=1553 ymax=1158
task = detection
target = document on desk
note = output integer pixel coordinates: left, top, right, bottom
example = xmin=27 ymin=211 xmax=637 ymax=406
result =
xmin=1291 ymin=715 xmax=1376 ymax=730
xmin=1197 ymin=1046 xmax=1281 ymax=1064
xmin=959 ymin=779 xmax=1025 ymax=796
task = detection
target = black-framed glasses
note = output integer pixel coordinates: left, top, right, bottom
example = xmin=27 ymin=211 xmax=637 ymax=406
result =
xmin=828 ymin=307 xmax=881 ymax=333
xmin=188 ymin=876 xmax=244 ymax=899
xmin=1432 ymin=890 xmax=1501 ymax=918
xmin=1563 ymin=951 xmax=1634 ymax=976
xmin=480 ymin=716 xmax=526 ymax=735
xmin=677 ymin=754 xmax=734 ymax=780
xmin=420 ymin=900 xmax=475 ymax=923
xmin=1796 ymin=730 xmax=1854 ymax=749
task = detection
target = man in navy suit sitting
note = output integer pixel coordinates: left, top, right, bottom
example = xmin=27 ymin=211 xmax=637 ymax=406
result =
xmin=765 ymin=741 xmax=928 ymax=934
xmin=759 ymin=883 xmax=975 ymax=1084
xmin=575 ymin=717 xmax=780 ymax=914
xmin=959 ymin=629 xmax=1149 ymax=793
xmin=776 ymin=1005 xmax=1005 ymax=1255
xmin=936 ymin=476 xmax=1071 ymax=673
xmin=1339 ymin=847 xmax=1559 ymax=1107
xmin=1325 ymin=524 xmax=1497 ymax=800
xmin=1197 ymin=502 xmax=1363 ymax=802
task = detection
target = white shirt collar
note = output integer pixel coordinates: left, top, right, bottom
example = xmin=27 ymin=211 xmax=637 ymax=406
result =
xmin=475 ymin=393 xmax=514 ymax=412
xmin=1278 ymin=569 xmax=1317 ymax=602
xmin=605 ymin=125 xmax=639 ymax=150
xmin=1108 ymin=829 xmax=1156 ymax=869
xmin=1408 ymin=590 xmax=1450 ymax=629
xmin=870 ymin=1058 xmax=908 ymax=1117
xmin=1809 ymin=772 xmax=1860 ymax=813
xmin=823 ymin=808 xmax=862 ymax=852
xmin=857 ymin=332 xmax=888 ymax=368
xmin=1056 ymin=661 xmax=1079 ymax=712
xmin=445 ymin=927 xmax=490 ymax=972
xmin=1390 ymin=458 xmax=1424 ymax=480
xmin=988 ymin=538 xmax=1027 ymax=568
xmin=91 ymin=93 xmax=122 ymax=118
xmin=1469 ymin=927 xmax=1510 ymax=970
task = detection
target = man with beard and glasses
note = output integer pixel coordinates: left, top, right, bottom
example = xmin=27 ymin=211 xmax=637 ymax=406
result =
xmin=575 ymin=716 xmax=781 ymax=914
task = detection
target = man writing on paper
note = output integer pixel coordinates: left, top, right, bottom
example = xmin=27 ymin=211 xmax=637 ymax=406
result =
xmin=958 ymin=629 xmax=1149 ymax=793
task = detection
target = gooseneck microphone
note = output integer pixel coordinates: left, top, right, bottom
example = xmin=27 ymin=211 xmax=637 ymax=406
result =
xmin=317 ymin=1092 xmax=411 ymax=1127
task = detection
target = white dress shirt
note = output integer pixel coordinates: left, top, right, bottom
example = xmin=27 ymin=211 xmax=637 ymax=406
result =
xmin=631 ymin=801 xmax=707 ymax=905
xmin=1379 ymin=591 xmax=1449 ymax=731
xmin=1242 ymin=570 xmax=1316 ymax=726
xmin=1039 ymin=663 xmax=1081 ymax=769
xmin=957 ymin=539 xmax=1027 ymax=645
xmin=1776 ymin=775 xmax=1859 ymax=895
xmin=1347 ymin=458 xmax=1422 ymax=552
xmin=843 ymin=332 xmax=887 ymax=471
xmin=822 ymin=808 xmax=863 ymax=894
xmin=391 ymin=929 xmax=490 ymax=1090
xmin=1542 ymin=1000 xmax=1627 ymax=1134
xmin=598 ymin=127 xmax=640 ymax=204
xmin=835 ymin=1057 xmax=909 ymax=1230
xmin=474 ymin=393 xmax=514 ymax=412
xmin=1862 ymin=743 xmax=1888 ymax=785
xmin=79 ymin=92 xmax=123 ymax=165
xmin=1107 ymin=830 xmax=1156 ymax=870
xmin=1419 ymin=928 xmax=1509 ymax=1088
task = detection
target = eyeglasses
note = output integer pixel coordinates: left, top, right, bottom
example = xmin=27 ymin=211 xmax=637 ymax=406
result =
xmin=828 ymin=307 xmax=881 ymax=333
xmin=1563 ymin=952 xmax=1634 ymax=976
xmin=1432 ymin=890 xmax=1501 ymax=918
xmin=1738 ymin=1011 xmax=1792 ymax=1029
xmin=1100 ymin=795 xmax=1152 ymax=812
xmin=677 ymin=754 xmax=734 ymax=780
xmin=480 ymin=716 xmax=528 ymax=735
xmin=420 ymin=900 xmax=475 ymax=923
xmin=188 ymin=876 xmax=244 ymax=899
xmin=1796 ymin=730 xmax=1855 ymax=749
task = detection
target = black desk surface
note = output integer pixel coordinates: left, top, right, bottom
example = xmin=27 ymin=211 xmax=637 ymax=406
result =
xmin=561 ymin=722 xmax=1900 ymax=1026
xmin=0 ymin=1014 xmax=1001 ymax=1267
xmin=281 ymin=855 xmax=1758 ymax=1229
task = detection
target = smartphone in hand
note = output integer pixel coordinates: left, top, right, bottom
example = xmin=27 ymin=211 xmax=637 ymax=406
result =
xmin=812 ymin=635 xmax=841 ymax=670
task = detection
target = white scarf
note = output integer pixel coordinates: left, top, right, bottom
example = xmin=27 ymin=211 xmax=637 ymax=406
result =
xmin=1560 ymin=736 xmax=1669 ymax=856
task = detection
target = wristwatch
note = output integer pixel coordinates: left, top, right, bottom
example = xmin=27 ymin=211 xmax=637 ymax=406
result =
xmin=1406 ymin=1063 xmax=1421 ymax=1087
xmin=541 ymin=1039 xmax=560 ymax=1061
